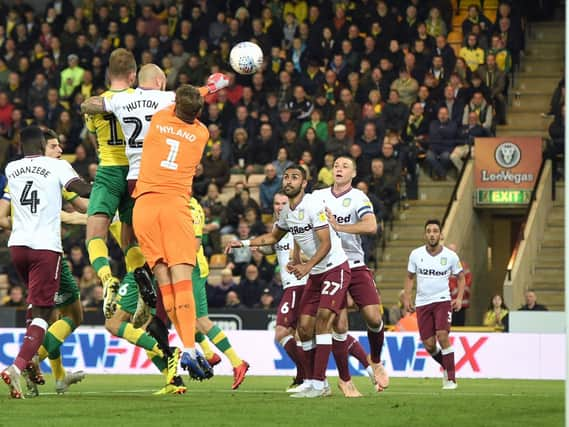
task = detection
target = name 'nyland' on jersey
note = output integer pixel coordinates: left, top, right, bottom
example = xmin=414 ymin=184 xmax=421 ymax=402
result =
xmin=313 ymin=186 xmax=374 ymax=268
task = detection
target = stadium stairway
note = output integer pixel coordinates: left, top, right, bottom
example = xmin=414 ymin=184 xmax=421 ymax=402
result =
xmin=531 ymin=183 xmax=564 ymax=311
xmin=376 ymin=176 xmax=454 ymax=308
xmin=497 ymin=22 xmax=564 ymax=138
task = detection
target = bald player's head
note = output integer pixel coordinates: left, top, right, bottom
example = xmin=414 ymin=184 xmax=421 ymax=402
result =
xmin=138 ymin=64 xmax=167 ymax=91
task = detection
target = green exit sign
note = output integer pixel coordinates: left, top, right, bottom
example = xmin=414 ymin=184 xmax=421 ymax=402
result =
xmin=476 ymin=189 xmax=532 ymax=205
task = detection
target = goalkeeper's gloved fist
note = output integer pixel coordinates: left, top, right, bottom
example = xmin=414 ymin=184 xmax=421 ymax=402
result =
xmin=207 ymin=73 xmax=229 ymax=93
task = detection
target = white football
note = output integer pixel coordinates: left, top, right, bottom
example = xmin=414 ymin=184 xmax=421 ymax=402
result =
xmin=229 ymin=42 xmax=264 ymax=75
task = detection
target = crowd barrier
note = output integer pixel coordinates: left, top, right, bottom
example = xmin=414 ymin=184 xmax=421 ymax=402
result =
xmin=0 ymin=328 xmax=563 ymax=380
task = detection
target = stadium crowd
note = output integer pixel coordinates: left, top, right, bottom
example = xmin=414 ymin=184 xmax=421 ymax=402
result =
xmin=0 ymin=0 xmax=532 ymax=320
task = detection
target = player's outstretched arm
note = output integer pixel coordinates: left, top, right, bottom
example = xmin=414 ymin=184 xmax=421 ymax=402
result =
xmin=66 ymin=179 xmax=92 ymax=198
xmin=70 ymin=196 xmax=88 ymax=214
xmin=61 ymin=211 xmax=87 ymax=225
xmin=224 ymin=227 xmax=287 ymax=254
xmin=80 ymin=96 xmax=105 ymax=115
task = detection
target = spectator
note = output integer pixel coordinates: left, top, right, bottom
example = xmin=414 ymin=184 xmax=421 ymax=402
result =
xmin=447 ymin=243 xmax=473 ymax=326
xmin=459 ymin=33 xmax=485 ymax=72
xmin=317 ymin=153 xmax=335 ymax=188
xmin=69 ymin=245 xmax=87 ymax=278
xmin=202 ymin=142 xmax=230 ymax=190
xmin=439 ymin=85 xmax=465 ymax=127
xmin=4 ymin=285 xmax=25 ymax=307
xmin=452 ymin=111 xmax=490 ymax=171
xmin=71 ymin=144 xmax=91 ymax=180
xmin=0 ymin=92 xmax=14 ymax=137
xmin=380 ymin=141 xmax=402 ymax=188
xmin=259 ymin=164 xmax=281 ymax=214
xmin=381 ymin=89 xmax=408 ymax=133
xmin=358 ymin=121 xmax=382 ymax=163
xmin=462 ymin=5 xmax=492 ymax=44
xmin=453 ymin=57 xmax=473 ymax=83
xmin=389 ymin=290 xmax=407 ymax=325
xmin=250 ymin=122 xmax=278 ymax=170
xmin=225 ymin=291 xmax=245 ymax=309
xmin=335 ymin=87 xmax=361 ymax=123
xmin=227 ymin=222 xmax=254 ymax=277
xmin=391 ymin=68 xmax=419 ymax=107
xmin=368 ymin=158 xmax=399 ymax=221
xmin=476 ymin=54 xmax=507 ymax=125
xmin=79 ymin=265 xmax=99 ymax=298
xmin=84 ymin=285 xmax=104 ymax=310
xmin=298 ymin=127 xmax=326 ymax=170
xmin=426 ymin=106 xmax=458 ymax=180
xmin=231 ymin=128 xmax=251 ymax=170
xmin=299 ymin=109 xmax=328 ymax=142
xmin=325 ymin=123 xmax=350 ymax=158
xmin=519 ymin=290 xmax=548 ymax=311
xmin=201 ymin=183 xmax=228 ymax=233
xmin=483 ymin=294 xmax=509 ymax=331
xmin=244 ymin=207 xmax=267 ymax=237
xmin=425 ymin=7 xmax=447 ymax=37
xmin=249 ymin=250 xmax=274 ymax=284
xmin=56 ymin=110 xmax=82 ymax=154
xmin=238 ymin=264 xmax=266 ymax=308
xmin=487 ymin=34 xmax=512 ymax=74
xmin=462 ymin=91 xmax=493 ymax=133
xmin=59 ymin=54 xmax=85 ymax=101
xmin=256 ymin=288 xmax=276 ymax=310
xmin=272 ymin=147 xmax=294 ymax=178
xmin=434 ymin=34 xmax=457 ymax=72
xmin=287 ymin=85 xmax=313 ymax=121
xmin=208 ymin=268 xmax=238 ymax=308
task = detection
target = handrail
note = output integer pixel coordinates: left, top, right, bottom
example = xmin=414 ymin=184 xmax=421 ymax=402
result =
xmin=442 ymin=148 xmax=471 ymax=228
xmin=505 ymin=148 xmax=548 ymax=279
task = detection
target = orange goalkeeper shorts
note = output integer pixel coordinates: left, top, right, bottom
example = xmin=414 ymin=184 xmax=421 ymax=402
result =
xmin=133 ymin=193 xmax=196 ymax=269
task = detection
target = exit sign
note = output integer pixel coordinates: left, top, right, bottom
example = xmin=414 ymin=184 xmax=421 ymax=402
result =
xmin=476 ymin=189 xmax=532 ymax=205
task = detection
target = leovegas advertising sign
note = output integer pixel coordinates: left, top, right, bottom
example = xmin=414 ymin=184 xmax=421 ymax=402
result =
xmin=474 ymin=137 xmax=542 ymax=205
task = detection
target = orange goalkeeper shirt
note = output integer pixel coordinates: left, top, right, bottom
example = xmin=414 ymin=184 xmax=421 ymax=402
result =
xmin=132 ymin=104 xmax=209 ymax=200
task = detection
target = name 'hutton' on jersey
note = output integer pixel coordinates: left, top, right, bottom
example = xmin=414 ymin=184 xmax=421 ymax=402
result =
xmin=104 ymin=88 xmax=176 ymax=180
xmin=313 ymin=187 xmax=374 ymax=268
xmin=276 ymin=193 xmax=346 ymax=274
xmin=407 ymin=246 xmax=463 ymax=307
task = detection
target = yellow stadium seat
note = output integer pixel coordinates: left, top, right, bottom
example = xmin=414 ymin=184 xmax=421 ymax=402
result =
xmin=448 ymin=31 xmax=463 ymax=43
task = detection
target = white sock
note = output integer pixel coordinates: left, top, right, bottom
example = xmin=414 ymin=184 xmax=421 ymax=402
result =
xmin=11 ymin=365 xmax=20 ymax=375
xmin=366 ymin=366 xmax=374 ymax=377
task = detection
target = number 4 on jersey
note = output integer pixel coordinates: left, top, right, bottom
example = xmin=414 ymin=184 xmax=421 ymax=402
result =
xmin=20 ymin=181 xmax=40 ymax=213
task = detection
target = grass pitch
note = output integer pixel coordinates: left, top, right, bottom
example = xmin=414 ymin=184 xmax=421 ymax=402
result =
xmin=1 ymin=375 xmax=563 ymax=427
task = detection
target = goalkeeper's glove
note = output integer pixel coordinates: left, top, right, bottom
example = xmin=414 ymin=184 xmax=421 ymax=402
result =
xmin=206 ymin=73 xmax=229 ymax=94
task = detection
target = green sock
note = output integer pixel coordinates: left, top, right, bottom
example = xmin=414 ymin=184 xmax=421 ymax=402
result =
xmin=117 ymin=322 xmax=162 ymax=355
xmin=207 ymin=325 xmax=242 ymax=368
xmin=42 ymin=317 xmax=76 ymax=358
xmin=146 ymin=349 xmax=167 ymax=373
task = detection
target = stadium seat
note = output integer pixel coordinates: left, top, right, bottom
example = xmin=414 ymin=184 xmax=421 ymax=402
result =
xmin=207 ymin=274 xmax=222 ymax=286
xmin=261 ymin=213 xmax=273 ymax=225
xmin=61 ymin=154 xmax=76 ymax=163
xmin=227 ymin=174 xmax=246 ymax=187
xmin=247 ymin=174 xmax=265 ymax=186
xmin=209 ymin=254 xmax=227 ymax=268
xmin=448 ymin=31 xmax=463 ymax=44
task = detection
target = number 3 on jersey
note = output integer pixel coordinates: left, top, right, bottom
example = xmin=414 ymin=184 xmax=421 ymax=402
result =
xmin=160 ymin=138 xmax=180 ymax=170
xmin=20 ymin=181 xmax=40 ymax=213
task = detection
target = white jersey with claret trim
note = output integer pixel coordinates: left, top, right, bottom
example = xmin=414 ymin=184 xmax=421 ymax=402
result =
xmin=104 ymin=88 xmax=176 ymax=180
xmin=313 ymin=186 xmax=374 ymax=268
xmin=5 ymin=156 xmax=79 ymax=252
xmin=277 ymin=193 xmax=347 ymax=275
xmin=275 ymin=231 xmax=307 ymax=289
xmin=407 ymin=245 xmax=463 ymax=307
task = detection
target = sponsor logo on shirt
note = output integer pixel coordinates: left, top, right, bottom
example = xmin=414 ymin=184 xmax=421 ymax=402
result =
xmin=342 ymin=198 xmax=351 ymax=207
xmin=417 ymin=268 xmax=449 ymax=276
xmin=441 ymin=257 xmax=447 ymax=266
xmin=275 ymin=242 xmax=291 ymax=251
xmin=289 ymin=224 xmax=313 ymax=234
xmin=334 ymin=214 xmax=351 ymax=224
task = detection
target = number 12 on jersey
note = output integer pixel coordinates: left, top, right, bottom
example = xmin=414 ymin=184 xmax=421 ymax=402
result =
xmin=160 ymin=138 xmax=180 ymax=170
